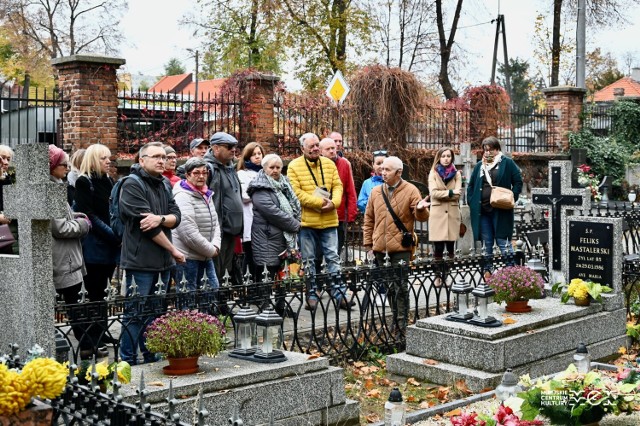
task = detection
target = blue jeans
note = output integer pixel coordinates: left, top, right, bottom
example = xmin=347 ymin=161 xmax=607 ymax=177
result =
xmin=299 ymin=227 xmax=346 ymax=301
xmin=175 ymin=259 xmax=219 ymax=291
xmin=119 ymin=270 xmax=169 ymax=365
xmin=480 ymin=212 xmax=514 ymax=271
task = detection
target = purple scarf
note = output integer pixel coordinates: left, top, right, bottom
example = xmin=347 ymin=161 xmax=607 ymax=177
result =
xmin=436 ymin=164 xmax=457 ymax=184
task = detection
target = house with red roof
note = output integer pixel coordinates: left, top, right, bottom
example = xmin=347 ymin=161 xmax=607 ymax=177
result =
xmin=591 ymin=68 xmax=640 ymax=102
xmin=148 ymin=73 xmax=226 ymax=99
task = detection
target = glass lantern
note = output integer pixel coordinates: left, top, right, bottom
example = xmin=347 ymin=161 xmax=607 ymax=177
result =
xmin=229 ymin=305 xmax=257 ymax=359
xmin=447 ymin=280 xmax=474 ymax=322
xmin=253 ymin=307 xmax=286 ymax=363
xmin=384 ymin=387 xmax=406 ymax=426
xmin=495 ymin=369 xmax=522 ymax=402
xmin=574 ymin=342 xmax=591 ymax=373
xmin=469 ymin=282 xmax=501 ymax=327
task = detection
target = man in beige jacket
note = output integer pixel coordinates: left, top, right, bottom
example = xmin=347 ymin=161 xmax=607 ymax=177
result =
xmin=363 ymin=156 xmax=429 ymax=335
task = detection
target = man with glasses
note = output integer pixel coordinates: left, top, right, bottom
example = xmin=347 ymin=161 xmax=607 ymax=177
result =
xmin=287 ymin=132 xmax=348 ymax=311
xmin=204 ymin=132 xmax=243 ymax=288
xmin=177 ymin=138 xmax=210 ymax=178
xmin=119 ymin=141 xmax=184 ymax=365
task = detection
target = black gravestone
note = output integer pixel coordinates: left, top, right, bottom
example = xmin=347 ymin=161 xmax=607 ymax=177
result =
xmin=568 ymin=221 xmax=613 ymax=287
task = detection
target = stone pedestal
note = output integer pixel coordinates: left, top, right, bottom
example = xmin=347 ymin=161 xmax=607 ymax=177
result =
xmin=121 ymin=351 xmax=359 ymax=426
xmin=0 ymin=400 xmax=53 ymax=426
xmin=239 ymin=73 xmax=279 ymax=151
xmin=387 ymin=298 xmax=626 ymax=392
xmin=543 ymin=86 xmax=586 ymax=151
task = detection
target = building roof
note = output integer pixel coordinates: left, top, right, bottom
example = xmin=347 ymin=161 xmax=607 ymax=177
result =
xmin=149 ymin=73 xmax=192 ymax=93
xmin=182 ymin=79 xmax=226 ymax=100
xmin=592 ymin=76 xmax=640 ymax=102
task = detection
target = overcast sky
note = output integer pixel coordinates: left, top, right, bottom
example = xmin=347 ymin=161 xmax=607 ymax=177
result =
xmin=117 ymin=0 xmax=640 ymax=92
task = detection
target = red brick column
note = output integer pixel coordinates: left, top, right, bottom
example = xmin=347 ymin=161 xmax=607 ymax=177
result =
xmin=543 ymin=86 xmax=586 ymax=151
xmin=239 ymin=73 xmax=279 ymax=152
xmin=51 ymin=55 xmax=126 ymax=152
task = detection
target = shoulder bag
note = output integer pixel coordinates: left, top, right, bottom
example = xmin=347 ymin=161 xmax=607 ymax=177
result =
xmin=381 ymin=189 xmax=416 ymax=248
xmin=483 ymin=165 xmax=515 ymax=209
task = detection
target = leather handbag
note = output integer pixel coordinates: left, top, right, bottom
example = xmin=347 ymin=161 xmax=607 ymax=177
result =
xmin=0 ymin=224 xmax=16 ymax=249
xmin=459 ymin=223 xmax=467 ymax=238
xmin=490 ymin=186 xmax=515 ymax=209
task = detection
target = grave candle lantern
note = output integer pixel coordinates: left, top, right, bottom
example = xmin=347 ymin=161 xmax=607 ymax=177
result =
xmin=229 ymin=305 xmax=257 ymax=359
xmin=495 ymin=368 xmax=521 ymax=402
xmin=447 ymin=280 xmax=474 ymax=322
xmin=253 ymin=307 xmax=286 ymax=363
xmin=469 ymin=282 xmax=501 ymax=327
xmin=574 ymin=342 xmax=591 ymax=373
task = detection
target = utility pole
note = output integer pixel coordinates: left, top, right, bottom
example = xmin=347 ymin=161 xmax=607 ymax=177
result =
xmin=490 ymin=15 xmax=512 ymax=100
xmin=194 ymin=50 xmax=200 ymax=104
xmin=576 ymin=0 xmax=586 ymax=88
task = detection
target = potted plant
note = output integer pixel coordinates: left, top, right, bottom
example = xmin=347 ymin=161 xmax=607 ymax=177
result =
xmin=145 ymin=309 xmax=227 ymax=375
xmin=77 ymin=360 xmax=131 ymax=392
xmin=486 ymin=266 xmax=545 ymax=313
xmin=517 ymin=364 xmax=639 ymax=425
xmin=552 ymin=278 xmax=612 ymax=306
xmin=576 ymin=164 xmax=602 ymax=202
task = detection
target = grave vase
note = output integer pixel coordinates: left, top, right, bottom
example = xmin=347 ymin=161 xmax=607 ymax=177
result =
xmin=574 ymin=296 xmax=591 ymax=306
xmin=162 ymin=356 xmax=200 ymax=375
xmin=505 ymin=299 xmax=532 ymax=313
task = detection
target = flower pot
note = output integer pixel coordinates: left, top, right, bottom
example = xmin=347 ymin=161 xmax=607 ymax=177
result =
xmin=574 ymin=296 xmax=591 ymax=306
xmin=162 ymin=356 xmax=200 ymax=375
xmin=505 ymin=299 xmax=532 ymax=313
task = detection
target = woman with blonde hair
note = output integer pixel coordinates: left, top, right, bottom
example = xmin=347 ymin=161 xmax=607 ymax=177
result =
xmin=74 ymin=143 xmax=120 ymax=348
xmin=428 ymin=146 xmax=462 ymax=287
xmin=67 ymin=148 xmax=86 ymax=206
xmin=237 ymin=142 xmax=265 ymax=279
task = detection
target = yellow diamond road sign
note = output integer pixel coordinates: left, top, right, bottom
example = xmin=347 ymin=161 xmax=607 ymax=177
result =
xmin=326 ymin=71 xmax=350 ymax=103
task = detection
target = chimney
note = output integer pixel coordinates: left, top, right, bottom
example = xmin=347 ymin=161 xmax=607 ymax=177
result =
xmin=632 ymin=67 xmax=640 ymax=82
xmin=613 ymin=87 xmax=625 ymax=97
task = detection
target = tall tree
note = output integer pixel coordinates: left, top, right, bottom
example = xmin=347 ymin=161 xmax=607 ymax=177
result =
xmin=0 ymin=0 xmax=126 ymax=86
xmin=585 ymin=48 xmax=624 ymax=93
xmin=435 ymin=0 xmax=462 ymax=100
xmin=547 ymin=0 xmax=640 ymax=87
xmin=498 ymin=57 xmax=539 ymax=111
xmin=373 ymin=0 xmax=437 ymax=73
xmin=185 ymin=0 xmax=283 ymax=78
xmin=164 ymin=58 xmax=186 ymax=76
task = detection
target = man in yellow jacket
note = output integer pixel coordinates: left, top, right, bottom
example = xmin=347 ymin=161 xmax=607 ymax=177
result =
xmin=363 ymin=156 xmax=429 ymax=335
xmin=287 ymin=132 xmax=347 ymax=311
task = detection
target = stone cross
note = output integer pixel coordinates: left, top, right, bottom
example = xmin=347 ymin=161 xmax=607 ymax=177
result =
xmin=531 ymin=161 xmax=590 ymax=281
xmin=0 ymin=144 xmax=67 ymax=356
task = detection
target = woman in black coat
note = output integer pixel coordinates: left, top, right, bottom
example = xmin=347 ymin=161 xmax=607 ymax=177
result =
xmin=247 ymin=154 xmax=301 ymax=317
xmin=74 ymin=144 xmax=120 ymax=348
xmin=467 ymin=136 xmax=523 ymax=278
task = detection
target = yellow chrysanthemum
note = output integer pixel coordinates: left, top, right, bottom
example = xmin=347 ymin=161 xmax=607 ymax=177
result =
xmin=567 ymin=282 xmax=579 ymax=296
xmin=0 ymin=367 xmax=31 ymax=416
xmin=573 ymin=287 xmax=589 ymax=300
xmin=21 ymin=357 xmax=68 ymax=400
xmin=570 ymin=278 xmax=584 ymax=286
xmin=85 ymin=361 xmax=109 ymax=383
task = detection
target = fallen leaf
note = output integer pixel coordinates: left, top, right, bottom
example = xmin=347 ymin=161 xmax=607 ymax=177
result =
xmin=619 ymin=346 xmax=627 ymax=355
xmin=503 ymin=317 xmax=517 ymax=325
xmin=437 ymin=386 xmax=450 ymax=401
xmin=365 ymin=389 xmax=382 ymax=398
xmin=423 ymin=359 xmax=439 ymax=365
xmin=406 ymin=395 xmax=417 ymax=402
xmin=454 ymin=379 xmax=472 ymax=395
xmin=419 ymin=400 xmax=436 ymax=408
xmin=365 ymin=413 xmax=380 ymax=423
xmin=344 ymin=384 xmax=353 ymax=390
xmin=353 ymin=361 xmax=366 ymax=368
xmin=148 ymin=381 xmax=164 ymax=387
xmin=377 ymin=377 xmax=391 ymax=386
xmin=479 ymin=387 xmax=494 ymax=393
xmin=364 ymin=378 xmax=376 ymax=390
xmin=307 ymin=353 xmax=321 ymax=360
xmin=445 ymin=408 xmax=461 ymax=417
xmin=407 ymin=377 xmax=421 ymax=386
xmin=217 ymin=389 xmax=230 ymax=394
xmin=525 ymin=330 xmax=537 ymax=334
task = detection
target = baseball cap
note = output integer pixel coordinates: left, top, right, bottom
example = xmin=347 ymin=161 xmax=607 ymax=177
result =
xmin=209 ymin=132 xmax=238 ymax=146
xmin=190 ymin=138 xmax=210 ymax=150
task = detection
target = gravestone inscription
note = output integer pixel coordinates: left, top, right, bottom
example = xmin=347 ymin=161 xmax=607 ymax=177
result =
xmin=568 ymin=216 xmax=623 ymax=292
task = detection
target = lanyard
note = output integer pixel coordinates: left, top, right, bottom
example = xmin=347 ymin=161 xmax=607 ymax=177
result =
xmin=304 ymin=157 xmax=325 ymax=187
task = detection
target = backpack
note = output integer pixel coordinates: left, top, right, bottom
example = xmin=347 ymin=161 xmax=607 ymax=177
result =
xmin=109 ymin=174 xmax=173 ymax=240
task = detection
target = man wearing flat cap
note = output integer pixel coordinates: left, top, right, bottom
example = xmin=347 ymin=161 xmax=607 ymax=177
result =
xmin=204 ymin=132 xmax=243 ymax=286
xmin=177 ymin=138 xmax=210 ymax=179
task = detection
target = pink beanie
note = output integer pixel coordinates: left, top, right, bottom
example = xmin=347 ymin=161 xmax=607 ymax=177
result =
xmin=48 ymin=144 xmax=66 ymax=173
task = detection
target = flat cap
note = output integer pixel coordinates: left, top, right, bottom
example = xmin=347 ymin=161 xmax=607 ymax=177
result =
xmin=209 ymin=132 xmax=238 ymax=145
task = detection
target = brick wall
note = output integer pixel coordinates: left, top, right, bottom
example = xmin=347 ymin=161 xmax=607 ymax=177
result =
xmin=543 ymin=86 xmax=586 ymax=151
xmin=239 ymin=74 xmax=279 ymax=152
xmin=51 ymin=55 xmax=125 ymax=152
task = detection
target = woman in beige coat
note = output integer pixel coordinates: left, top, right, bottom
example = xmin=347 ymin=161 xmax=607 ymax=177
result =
xmin=428 ymin=147 xmax=462 ymax=287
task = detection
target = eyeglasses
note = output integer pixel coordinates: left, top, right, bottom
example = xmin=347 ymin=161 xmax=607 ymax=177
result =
xmin=190 ymin=171 xmax=208 ymax=176
xmin=373 ymin=150 xmax=388 ymax=157
xmin=142 ymin=154 xmax=167 ymax=161
xmin=217 ymin=144 xmax=233 ymax=150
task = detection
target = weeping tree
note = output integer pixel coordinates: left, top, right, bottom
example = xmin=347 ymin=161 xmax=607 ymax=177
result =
xmin=349 ymin=65 xmax=424 ymax=151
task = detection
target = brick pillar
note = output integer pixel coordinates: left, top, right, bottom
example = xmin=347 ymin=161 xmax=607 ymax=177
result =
xmin=51 ymin=55 xmax=126 ymax=152
xmin=239 ymin=73 xmax=279 ymax=151
xmin=543 ymin=86 xmax=586 ymax=151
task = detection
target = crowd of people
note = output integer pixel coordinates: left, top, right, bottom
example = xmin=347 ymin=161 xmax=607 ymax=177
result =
xmin=0 ymin=134 xmax=523 ymax=364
